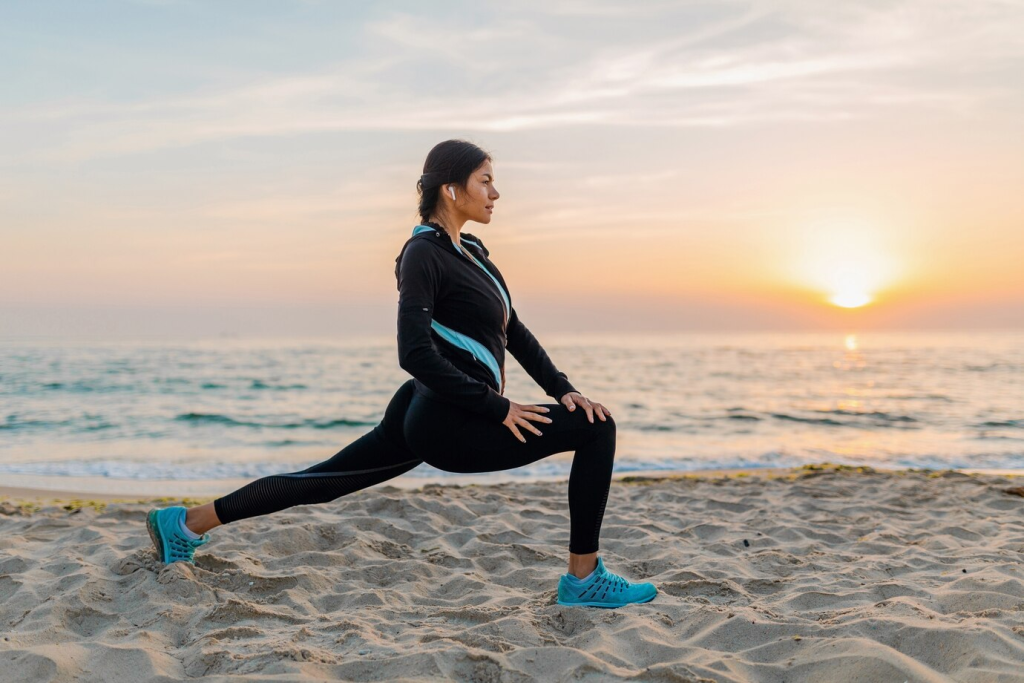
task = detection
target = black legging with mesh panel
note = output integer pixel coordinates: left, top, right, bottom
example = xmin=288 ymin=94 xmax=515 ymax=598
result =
xmin=212 ymin=379 xmax=616 ymax=554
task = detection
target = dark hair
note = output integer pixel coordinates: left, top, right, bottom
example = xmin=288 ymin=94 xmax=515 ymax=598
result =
xmin=416 ymin=139 xmax=491 ymax=224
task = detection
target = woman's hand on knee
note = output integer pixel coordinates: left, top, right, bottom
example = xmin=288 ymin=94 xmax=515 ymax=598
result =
xmin=503 ymin=402 xmax=553 ymax=443
xmin=560 ymin=391 xmax=612 ymax=424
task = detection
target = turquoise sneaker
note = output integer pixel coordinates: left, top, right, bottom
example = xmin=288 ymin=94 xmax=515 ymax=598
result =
xmin=557 ymin=557 xmax=657 ymax=608
xmin=146 ymin=506 xmax=210 ymax=565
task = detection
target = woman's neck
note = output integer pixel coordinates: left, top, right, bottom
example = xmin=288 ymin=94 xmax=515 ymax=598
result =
xmin=426 ymin=215 xmax=466 ymax=242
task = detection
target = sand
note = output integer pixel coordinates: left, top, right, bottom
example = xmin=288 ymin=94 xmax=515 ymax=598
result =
xmin=2 ymin=465 xmax=1024 ymax=682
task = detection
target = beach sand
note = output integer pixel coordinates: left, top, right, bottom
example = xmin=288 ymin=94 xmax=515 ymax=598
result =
xmin=2 ymin=465 xmax=1024 ymax=682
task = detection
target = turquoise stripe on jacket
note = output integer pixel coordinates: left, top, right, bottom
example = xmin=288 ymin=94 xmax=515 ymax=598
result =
xmin=410 ymin=224 xmax=506 ymax=390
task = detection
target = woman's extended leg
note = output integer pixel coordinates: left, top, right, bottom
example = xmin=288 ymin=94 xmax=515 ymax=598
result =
xmin=208 ymin=379 xmax=422 ymax=528
xmin=147 ymin=381 xmax=423 ymax=564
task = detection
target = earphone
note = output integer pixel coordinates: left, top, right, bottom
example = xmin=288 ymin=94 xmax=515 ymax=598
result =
xmin=448 ymin=185 xmax=456 ymax=201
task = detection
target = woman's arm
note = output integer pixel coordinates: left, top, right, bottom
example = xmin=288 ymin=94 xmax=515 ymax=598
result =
xmin=396 ymin=239 xmax=511 ymax=422
xmin=505 ymin=305 xmax=578 ymax=402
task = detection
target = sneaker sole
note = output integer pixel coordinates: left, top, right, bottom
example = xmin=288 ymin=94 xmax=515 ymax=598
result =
xmin=146 ymin=509 xmax=166 ymax=563
xmin=557 ymin=593 xmax=657 ymax=608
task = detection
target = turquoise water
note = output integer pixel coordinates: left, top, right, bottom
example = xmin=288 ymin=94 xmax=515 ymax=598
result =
xmin=1 ymin=331 xmax=1022 ymax=483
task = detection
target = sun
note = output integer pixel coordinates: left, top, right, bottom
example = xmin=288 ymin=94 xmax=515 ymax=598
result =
xmin=786 ymin=213 xmax=900 ymax=311
xmin=828 ymin=268 xmax=873 ymax=308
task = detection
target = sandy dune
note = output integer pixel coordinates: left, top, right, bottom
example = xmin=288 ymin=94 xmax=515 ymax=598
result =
xmin=2 ymin=467 xmax=1024 ymax=682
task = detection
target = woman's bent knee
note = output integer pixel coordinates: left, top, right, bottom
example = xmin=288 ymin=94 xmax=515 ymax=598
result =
xmin=579 ymin=411 xmax=615 ymax=441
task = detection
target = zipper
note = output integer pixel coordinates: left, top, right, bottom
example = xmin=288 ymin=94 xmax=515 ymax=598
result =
xmin=469 ymin=351 xmax=502 ymax=394
xmin=454 ymin=241 xmax=510 ymax=324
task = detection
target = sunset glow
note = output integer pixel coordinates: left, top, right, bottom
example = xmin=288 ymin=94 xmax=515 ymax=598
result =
xmin=1 ymin=1 xmax=1021 ymax=338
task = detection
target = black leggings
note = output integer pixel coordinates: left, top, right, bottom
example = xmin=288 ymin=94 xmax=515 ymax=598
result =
xmin=212 ymin=379 xmax=616 ymax=554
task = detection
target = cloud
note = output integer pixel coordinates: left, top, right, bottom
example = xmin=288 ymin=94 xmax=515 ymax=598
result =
xmin=2 ymin=0 xmax=1021 ymax=163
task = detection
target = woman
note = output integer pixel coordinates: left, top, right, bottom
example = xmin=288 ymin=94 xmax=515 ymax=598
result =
xmin=146 ymin=140 xmax=657 ymax=608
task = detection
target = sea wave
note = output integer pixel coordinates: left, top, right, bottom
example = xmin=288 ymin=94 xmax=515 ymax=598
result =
xmin=974 ymin=419 xmax=1024 ymax=429
xmin=0 ymin=455 xmax=790 ymax=481
xmin=769 ymin=412 xmax=920 ymax=428
xmin=172 ymin=413 xmax=376 ymax=429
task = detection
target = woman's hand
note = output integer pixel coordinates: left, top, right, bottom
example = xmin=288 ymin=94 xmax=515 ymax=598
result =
xmin=560 ymin=391 xmax=611 ymax=424
xmin=503 ymin=401 xmax=553 ymax=443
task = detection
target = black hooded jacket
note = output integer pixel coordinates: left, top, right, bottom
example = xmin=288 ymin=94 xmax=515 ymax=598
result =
xmin=394 ymin=222 xmax=577 ymax=422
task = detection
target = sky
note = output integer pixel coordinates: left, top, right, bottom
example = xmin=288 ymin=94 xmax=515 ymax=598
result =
xmin=2 ymin=0 xmax=1022 ymax=339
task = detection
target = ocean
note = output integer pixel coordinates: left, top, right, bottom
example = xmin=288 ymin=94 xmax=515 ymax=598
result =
xmin=1 ymin=331 xmax=1022 ymax=491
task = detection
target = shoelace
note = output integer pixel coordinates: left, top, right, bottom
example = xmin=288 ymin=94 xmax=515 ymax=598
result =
xmin=605 ymin=573 xmax=630 ymax=592
xmin=168 ymin=533 xmax=208 ymax=561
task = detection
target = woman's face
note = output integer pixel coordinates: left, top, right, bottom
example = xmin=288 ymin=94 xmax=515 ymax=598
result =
xmin=451 ymin=160 xmax=499 ymax=225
